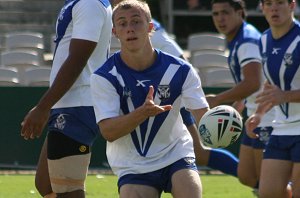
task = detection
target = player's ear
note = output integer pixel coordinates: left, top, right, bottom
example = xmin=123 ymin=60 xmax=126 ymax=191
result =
xmin=237 ymin=9 xmax=243 ymax=17
xmin=112 ymin=27 xmax=118 ymax=38
xmin=148 ymin=22 xmax=154 ymax=33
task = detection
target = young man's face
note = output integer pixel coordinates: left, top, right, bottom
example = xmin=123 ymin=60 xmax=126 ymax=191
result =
xmin=112 ymin=6 xmax=152 ymax=52
xmin=211 ymin=2 xmax=243 ymax=38
xmin=261 ymin=0 xmax=295 ymax=27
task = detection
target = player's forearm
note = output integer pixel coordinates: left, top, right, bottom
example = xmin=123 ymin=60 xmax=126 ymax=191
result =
xmin=186 ymin=124 xmax=203 ymax=165
xmin=99 ymin=107 xmax=149 ymax=142
xmin=284 ymin=89 xmax=300 ymax=103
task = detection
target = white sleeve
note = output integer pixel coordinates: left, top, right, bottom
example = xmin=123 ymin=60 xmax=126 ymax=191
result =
xmin=238 ymin=42 xmax=262 ymax=68
xmin=181 ymin=67 xmax=209 ymax=110
xmin=90 ymin=74 xmax=121 ymax=123
xmin=72 ymin=0 xmax=107 ymax=42
xmin=151 ymin=29 xmax=183 ymax=57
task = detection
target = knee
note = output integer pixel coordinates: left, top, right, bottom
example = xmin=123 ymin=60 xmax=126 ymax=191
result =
xmin=237 ymin=171 xmax=257 ymax=188
xmin=35 ymin=175 xmax=53 ymax=196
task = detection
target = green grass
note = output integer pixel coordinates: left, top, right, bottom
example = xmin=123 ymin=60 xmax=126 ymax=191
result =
xmin=0 ymin=174 xmax=255 ymax=197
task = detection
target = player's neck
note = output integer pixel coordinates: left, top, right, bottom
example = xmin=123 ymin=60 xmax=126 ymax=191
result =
xmin=226 ymin=21 xmax=243 ymax=42
xmin=120 ymin=46 xmax=156 ymax=71
xmin=271 ymin=18 xmax=294 ymax=39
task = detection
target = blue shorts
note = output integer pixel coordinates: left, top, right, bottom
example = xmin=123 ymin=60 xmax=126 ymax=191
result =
xmin=264 ymin=135 xmax=300 ymax=162
xmin=48 ymin=106 xmax=99 ymax=146
xmin=118 ymin=157 xmax=198 ymax=194
xmin=242 ymin=127 xmax=273 ymax=149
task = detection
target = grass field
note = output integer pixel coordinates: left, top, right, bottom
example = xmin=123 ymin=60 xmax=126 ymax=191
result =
xmin=0 ymin=173 xmax=256 ymax=198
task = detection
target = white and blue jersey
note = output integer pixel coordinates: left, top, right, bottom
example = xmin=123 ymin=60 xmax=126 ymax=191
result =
xmin=91 ymin=50 xmax=208 ymax=177
xmin=48 ymin=0 xmax=112 ymax=145
xmin=260 ymin=20 xmax=300 ymax=136
xmin=51 ymin=0 xmax=112 ymax=108
xmin=228 ymin=22 xmax=274 ymax=127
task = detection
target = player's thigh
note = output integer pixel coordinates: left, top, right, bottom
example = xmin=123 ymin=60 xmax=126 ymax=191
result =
xmin=35 ymin=137 xmax=52 ymax=196
xmin=47 ymin=131 xmax=91 ymax=194
xmin=171 ymin=169 xmax=202 ymax=198
xmin=259 ymin=159 xmax=292 ymax=197
xmin=119 ymin=184 xmax=160 ymax=198
xmin=253 ymin=148 xmax=264 ymax=177
xmin=238 ymin=144 xmax=256 ymax=175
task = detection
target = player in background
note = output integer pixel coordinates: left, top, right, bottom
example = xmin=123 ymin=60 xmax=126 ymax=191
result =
xmin=207 ymin=0 xmax=275 ymax=194
xmin=150 ymin=18 xmax=186 ymax=59
xmin=110 ymin=0 xmax=239 ymax=178
xmin=20 ymin=0 xmax=112 ymax=197
xmin=91 ymin=0 xmax=209 ymax=197
xmin=246 ymin=0 xmax=299 ymax=197
xmin=151 ymin=19 xmax=239 ymax=177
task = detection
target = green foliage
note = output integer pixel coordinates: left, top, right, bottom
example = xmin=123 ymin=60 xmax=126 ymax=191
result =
xmin=0 ymin=174 xmax=255 ymax=197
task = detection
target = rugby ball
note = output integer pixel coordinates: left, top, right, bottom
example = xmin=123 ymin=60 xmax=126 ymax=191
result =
xmin=198 ymin=105 xmax=243 ymax=148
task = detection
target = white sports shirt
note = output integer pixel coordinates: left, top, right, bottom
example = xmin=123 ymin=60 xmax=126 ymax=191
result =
xmin=51 ymin=0 xmax=112 ymax=108
xmin=228 ymin=22 xmax=274 ymax=127
xmin=91 ymin=50 xmax=208 ymax=178
xmin=260 ymin=21 xmax=300 ymax=135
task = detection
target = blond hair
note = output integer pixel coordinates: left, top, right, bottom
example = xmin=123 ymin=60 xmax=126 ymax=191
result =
xmin=112 ymin=0 xmax=152 ymax=26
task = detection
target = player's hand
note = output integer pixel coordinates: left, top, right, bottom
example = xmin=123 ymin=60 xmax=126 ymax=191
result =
xmin=256 ymin=83 xmax=284 ymax=106
xmin=205 ymin=94 xmax=219 ymax=108
xmin=143 ymin=85 xmax=172 ymax=117
xmin=245 ymin=114 xmax=261 ymax=139
xmin=21 ymin=106 xmax=50 ymax=140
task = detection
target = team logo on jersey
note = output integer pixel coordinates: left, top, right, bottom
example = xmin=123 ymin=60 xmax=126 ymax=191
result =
xmin=136 ymin=80 xmax=151 ymax=87
xmin=54 ymin=114 xmax=67 ymax=130
xmin=157 ymin=85 xmax=170 ymax=101
xmin=123 ymin=87 xmax=132 ymax=99
xmin=199 ymin=125 xmax=213 ymax=145
xmin=272 ymin=47 xmax=281 ymax=54
xmin=284 ymin=53 xmax=293 ymax=67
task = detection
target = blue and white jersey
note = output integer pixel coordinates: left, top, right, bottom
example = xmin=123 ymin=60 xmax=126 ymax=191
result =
xmin=51 ymin=0 xmax=112 ymax=108
xmin=91 ymin=50 xmax=208 ymax=177
xmin=228 ymin=22 xmax=274 ymax=126
xmin=151 ymin=19 xmax=184 ymax=58
xmin=260 ymin=21 xmax=300 ymax=135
